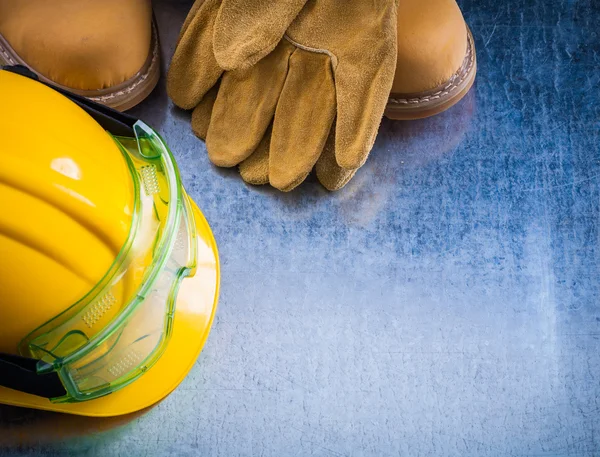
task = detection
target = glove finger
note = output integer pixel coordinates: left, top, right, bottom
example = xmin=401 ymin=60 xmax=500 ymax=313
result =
xmin=167 ymin=0 xmax=223 ymax=110
xmin=206 ymin=40 xmax=295 ymax=168
xmin=315 ymin=126 xmax=358 ymax=191
xmin=333 ymin=6 xmax=398 ymax=169
xmin=238 ymin=125 xmax=272 ymax=186
xmin=191 ymin=82 xmax=220 ymax=140
xmin=213 ymin=0 xmax=308 ymax=70
xmin=269 ymin=49 xmax=336 ymax=192
xmin=180 ymin=0 xmax=211 ymax=40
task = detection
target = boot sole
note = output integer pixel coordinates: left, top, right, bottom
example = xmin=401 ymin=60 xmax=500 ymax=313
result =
xmin=384 ymin=26 xmax=476 ymax=120
xmin=0 ymin=19 xmax=161 ymax=112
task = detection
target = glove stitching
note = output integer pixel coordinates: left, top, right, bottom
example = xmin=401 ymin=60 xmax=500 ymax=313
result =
xmin=283 ymin=34 xmax=338 ymax=71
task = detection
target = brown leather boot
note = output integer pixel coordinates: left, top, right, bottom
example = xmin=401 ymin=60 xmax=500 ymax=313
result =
xmin=385 ymin=0 xmax=476 ymax=120
xmin=0 ymin=0 xmax=160 ymax=111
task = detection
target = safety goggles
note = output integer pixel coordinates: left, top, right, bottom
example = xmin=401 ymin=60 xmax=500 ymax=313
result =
xmin=0 ymin=66 xmax=197 ymax=403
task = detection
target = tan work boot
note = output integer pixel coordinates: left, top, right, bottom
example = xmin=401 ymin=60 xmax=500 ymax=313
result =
xmin=385 ymin=0 xmax=476 ymax=120
xmin=0 ymin=0 xmax=160 ymax=111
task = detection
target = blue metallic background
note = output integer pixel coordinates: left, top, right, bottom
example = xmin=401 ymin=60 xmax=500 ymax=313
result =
xmin=1 ymin=0 xmax=599 ymax=455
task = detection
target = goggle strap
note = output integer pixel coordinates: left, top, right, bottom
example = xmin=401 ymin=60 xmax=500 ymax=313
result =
xmin=0 ymin=353 xmax=66 ymax=399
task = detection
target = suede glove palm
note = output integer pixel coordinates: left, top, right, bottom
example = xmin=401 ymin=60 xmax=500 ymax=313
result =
xmin=168 ymin=0 xmax=398 ymax=191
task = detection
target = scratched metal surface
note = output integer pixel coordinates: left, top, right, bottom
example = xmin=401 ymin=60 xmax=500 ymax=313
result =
xmin=1 ymin=0 xmax=600 ymax=455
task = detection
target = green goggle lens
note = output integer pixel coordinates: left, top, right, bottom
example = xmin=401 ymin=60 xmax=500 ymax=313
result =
xmin=19 ymin=121 xmax=198 ymax=403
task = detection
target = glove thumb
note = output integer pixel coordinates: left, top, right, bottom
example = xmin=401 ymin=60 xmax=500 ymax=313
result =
xmin=213 ymin=0 xmax=308 ymax=70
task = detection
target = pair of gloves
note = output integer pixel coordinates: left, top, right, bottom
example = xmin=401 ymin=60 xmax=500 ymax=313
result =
xmin=167 ymin=0 xmax=398 ymax=191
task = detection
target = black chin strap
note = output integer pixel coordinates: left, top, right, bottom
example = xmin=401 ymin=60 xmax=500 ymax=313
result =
xmin=0 ymin=353 xmax=66 ymax=399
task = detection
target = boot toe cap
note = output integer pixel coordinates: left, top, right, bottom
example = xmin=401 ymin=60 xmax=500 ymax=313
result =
xmin=392 ymin=0 xmax=468 ymax=95
xmin=0 ymin=0 xmax=152 ymax=91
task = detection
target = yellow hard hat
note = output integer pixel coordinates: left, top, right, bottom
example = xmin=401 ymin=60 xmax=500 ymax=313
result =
xmin=0 ymin=67 xmax=220 ymax=417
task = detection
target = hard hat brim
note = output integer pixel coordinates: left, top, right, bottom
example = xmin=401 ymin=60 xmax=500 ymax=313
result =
xmin=0 ymin=199 xmax=220 ymax=417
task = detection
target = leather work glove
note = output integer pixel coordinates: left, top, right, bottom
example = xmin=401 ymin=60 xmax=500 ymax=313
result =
xmin=168 ymin=0 xmax=398 ymax=191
